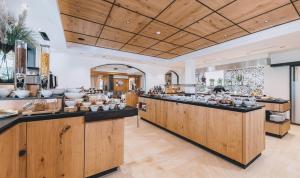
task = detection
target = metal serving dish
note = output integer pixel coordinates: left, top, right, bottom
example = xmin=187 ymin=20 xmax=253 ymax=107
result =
xmin=0 ymin=109 xmax=19 ymax=119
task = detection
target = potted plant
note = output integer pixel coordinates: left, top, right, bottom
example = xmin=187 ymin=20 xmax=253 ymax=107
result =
xmin=0 ymin=8 xmax=36 ymax=83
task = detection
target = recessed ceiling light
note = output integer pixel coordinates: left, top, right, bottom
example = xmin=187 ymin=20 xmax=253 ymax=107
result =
xmin=78 ymin=38 xmax=85 ymax=41
xmin=224 ymin=34 xmax=228 ymax=37
xmin=264 ymin=20 xmax=269 ymax=23
xmin=126 ymin=20 xmax=131 ymax=24
xmin=156 ymin=31 xmax=161 ymax=35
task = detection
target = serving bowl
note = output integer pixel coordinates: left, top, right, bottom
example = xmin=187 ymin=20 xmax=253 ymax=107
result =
xmin=102 ymin=105 xmax=109 ymax=111
xmin=0 ymin=88 xmax=12 ymax=98
xmin=109 ymin=103 xmax=116 ymax=110
xmin=233 ymin=99 xmax=243 ymax=106
xmin=90 ymin=105 xmax=99 ymax=112
xmin=82 ymin=102 xmax=91 ymax=107
xmin=13 ymin=90 xmax=30 ymax=98
xmin=65 ymin=92 xmax=85 ymax=99
xmin=41 ymin=90 xmax=53 ymax=97
xmin=118 ymin=103 xmax=126 ymax=110
xmin=65 ymin=100 xmax=76 ymax=107
xmin=270 ymin=114 xmax=285 ymax=122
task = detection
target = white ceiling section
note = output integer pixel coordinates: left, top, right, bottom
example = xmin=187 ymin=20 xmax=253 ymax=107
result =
xmin=5 ymin=0 xmax=300 ymax=68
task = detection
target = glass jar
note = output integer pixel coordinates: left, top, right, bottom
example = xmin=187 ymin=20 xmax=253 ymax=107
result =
xmin=40 ymin=45 xmax=50 ymax=76
xmin=15 ymin=40 xmax=27 ymax=74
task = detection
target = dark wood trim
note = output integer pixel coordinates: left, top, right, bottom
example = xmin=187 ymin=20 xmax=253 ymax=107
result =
xmin=266 ymin=132 xmax=288 ymax=139
xmin=86 ymin=167 xmax=118 ymax=178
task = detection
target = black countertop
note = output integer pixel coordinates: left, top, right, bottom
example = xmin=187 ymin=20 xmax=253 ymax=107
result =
xmin=0 ymin=106 xmax=137 ymax=134
xmin=140 ymin=95 xmax=264 ymax=113
xmin=256 ymin=98 xmax=289 ymax=104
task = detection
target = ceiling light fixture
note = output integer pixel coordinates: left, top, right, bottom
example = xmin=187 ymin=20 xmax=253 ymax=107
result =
xmin=264 ymin=20 xmax=269 ymax=23
xmin=156 ymin=31 xmax=161 ymax=35
xmin=224 ymin=34 xmax=228 ymax=37
xmin=126 ymin=20 xmax=131 ymax=24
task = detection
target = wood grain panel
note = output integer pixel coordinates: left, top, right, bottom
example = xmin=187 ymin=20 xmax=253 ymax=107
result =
xmin=100 ymin=26 xmax=135 ymax=43
xmin=218 ymin=0 xmax=290 ymax=23
xmin=140 ymin=20 xmax=179 ymax=40
xmin=265 ymin=120 xmax=291 ymax=136
xmin=139 ymin=49 xmax=163 ymax=56
xmin=206 ymin=109 xmax=243 ymax=163
xmin=106 ymin=6 xmax=152 ymax=33
xmin=121 ymin=44 xmax=146 ymax=53
xmin=198 ymin=0 xmax=235 ymax=10
xmin=61 ymin=14 xmax=102 ymax=37
xmin=0 ymin=124 xmax=25 ymax=178
xmin=157 ymin=0 xmax=212 ymax=28
xmin=27 ymin=117 xmax=85 ymax=178
xmin=184 ymin=38 xmax=216 ymax=50
xmin=206 ymin=25 xmax=248 ymax=43
xmin=185 ymin=13 xmax=233 ymax=37
xmin=128 ymin=35 xmax=160 ymax=48
xmin=85 ymin=118 xmax=124 ymax=177
xmin=243 ymin=109 xmax=265 ymax=164
xmin=294 ymin=0 xmax=300 ymax=13
xmin=169 ymin=47 xmax=194 ymax=55
xmin=155 ymin=100 xmax=167 ymax=127
xmin=239 ymin=4 xmax=299 ymax=33
xmin=96 ymin=39 xmax=124 ymax=50
xmin=165 ymin=31 xmax=200 ymax=45
xmin=64 ymin=31 xmax=98 ymax=45
xmin=115 ymin=0 xmax=173 ymax=18
xmin=58 ymin=0 xmax=112 ymax=24
xmin=157 ymin=53 xmax=178 ymax=59
xmin=150 ymin=42 xmax=178 ymax=51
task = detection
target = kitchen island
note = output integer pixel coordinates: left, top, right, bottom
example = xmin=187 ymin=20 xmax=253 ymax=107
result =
xmin=0 ymin=107 xmax=137 ymax=178
xmin=138 ymin=95 xmax=265 ymax=168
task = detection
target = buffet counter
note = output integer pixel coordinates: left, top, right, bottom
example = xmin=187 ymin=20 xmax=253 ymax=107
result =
xmin=138 ymin=95 xmax=265 ymax=168
xmin=0 ymin=106 xmax=137 ymax=178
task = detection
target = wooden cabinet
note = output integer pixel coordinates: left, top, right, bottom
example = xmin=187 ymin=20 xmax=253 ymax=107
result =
xmin=258 ymin=102 xmax=290 ymax=112
xmin=27 ymin=117 xmax=85 ymax=178
xmin=85 ymin=118 xmax=124 ymax=177
xmin=166 ymin=102 xmax=185 ymax=135
xmin=207 ymin=109 xmax=243 ymax=163
xmin=183 ymin=105 xmax=207 ymax=146
xmin=155 ymin=100 xmax=167 ymax=127
xmin=0 ymin=123 xmax=26 ymax=178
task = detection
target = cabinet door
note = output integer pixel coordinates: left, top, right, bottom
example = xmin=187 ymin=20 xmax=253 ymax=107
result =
xmin=85 ymin=118 xmax=124 ymax=177
xmin=27 ymin=117 xmax=84 ymax=178
xmin=156 ymin=100 xmax=167 ymax=127
xmin=0 ymin=124 xmax=26 ymax=178
xmin=207 ymin=109 xmax=243 ymax=162
xmin=166 ymin=102 xmax=185 ymax=135
xmin=183 ymin=105 xmax=207 ymax=146
xmin=148 ymin=99 xmax=156 ymax=123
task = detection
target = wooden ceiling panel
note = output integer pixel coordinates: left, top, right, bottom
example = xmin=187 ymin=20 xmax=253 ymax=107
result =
xmin=185 ymin=13 xmax=233 ymax=37
xmin=184 ymin=38 xmax=216 ymax=50
xmin=61 ymin=15 xmax=102 ymax=37
xmin=206 ymin=25 xmax=248 ymax=43
xmin=139 ymin=49 xmax=163 ymax=56
xmin=100 ymin=26 xmax=135 ymax=43
xmin=218 ymin=0 xmax=290 ymax=23
xmin=165 ymin=31 xmax=200 ymax=46
xmin=106 ymin=6 xmax=152 ymax=33
xmin=293 ymin=0 xmax=300 ymax=13
xmin=239 ymin=5 xmax=299 ymax=33
xmin=96 ymin=39 xmax=124 ymax=50
xmin=115 ymin=0 xmax=173 ymax=18
xmin=157 ymin=0 xmax=212 ymax=28
xmin=121 ymin=44 xmax=146 ymax=53
xmin=64 ymin=31 xmax=98 ymax=45
xmin=58 ymin=0 xmax=112 ymax=24
xmin=198 ymin=0 xmax=235 ymax=10
xmin=128 ymin=35 xmax=159 ymax=48
xmin=139 ymin=20 xmax=179 ymax=40
xmin=150 ymin=42 xmax=178 ymax=52
xmin=157 ymin=53 xmax=178 ymax=59
xmin=169 ymin=47 xmax=194 ymax=55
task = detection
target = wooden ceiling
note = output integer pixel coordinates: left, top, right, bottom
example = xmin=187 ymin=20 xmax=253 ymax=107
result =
xmin=58 ymin=0 xmax=300 ymax=59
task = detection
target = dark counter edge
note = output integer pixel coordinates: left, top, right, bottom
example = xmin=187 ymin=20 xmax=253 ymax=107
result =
xmin=0 ymin=106 xmax=138 ymax=134
xmin=139 ymin=95 xmax=264 ymax=113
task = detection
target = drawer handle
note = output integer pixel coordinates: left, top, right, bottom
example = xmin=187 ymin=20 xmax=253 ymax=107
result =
xmin=19 ymin=149 xmax=26 ymax=157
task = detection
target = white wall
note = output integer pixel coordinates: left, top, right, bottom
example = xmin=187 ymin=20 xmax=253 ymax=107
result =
xmin=50 ymin=50 xmax=172 ymax=91
xmin=263 ymin=66 xmax=290 ymax=99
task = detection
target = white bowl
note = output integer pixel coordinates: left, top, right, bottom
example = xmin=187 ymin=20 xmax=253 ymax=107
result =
xmin=66 ymin=88 xmax=81 ymax=93
xmin=119 ymin=103 xmax=126 ymax=110
xmin=0 ymin=88 xmax=12 ymax=98
xmin=109 ymin=103 xmax=116 ymax=110
xmin=65 ymin=92 xmax=85 ymax=99
xmin=41 ymin=90 xmax=53 ymax=97
xmin=90 ymin=105 xmax=99 ymax=112
xmin=13 ymin=90 xmax=30 ymax=98
xmin=234 ymin=100 xmax=243 ymax=106
xmin=51 ymin=88 xmax=65 ymax=95
xmin=65 ymin=100 xmax=76 ymax=107
xmin=270 ymin=115 xmax=285 ymax=122
xmin=102 ymin=105 xmax=109 ymax=111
